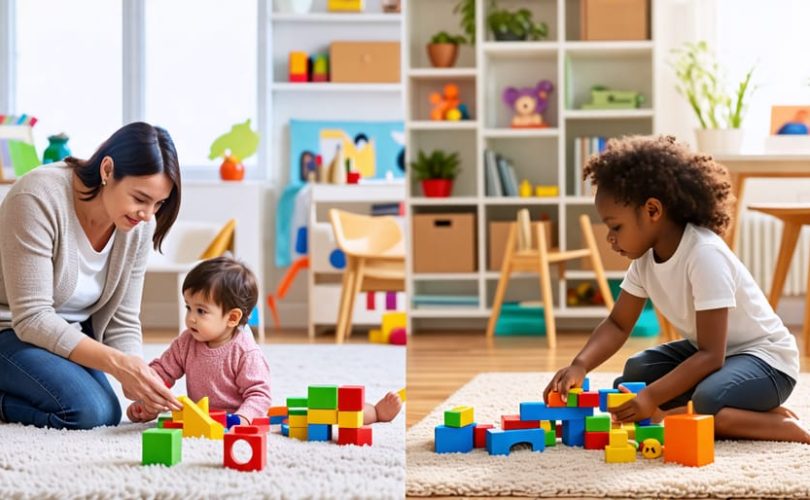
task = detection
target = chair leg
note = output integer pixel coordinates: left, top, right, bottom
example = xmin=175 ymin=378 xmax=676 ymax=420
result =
xmin=343 ymin=259 xmax=365 ymax=341
xmin=803 ymin=264 xmax=810 ymax=357
xmin=579 ymin=214 xmax=615 ymax=310
xmin=336 ymin=259 xmax=357 ymax=344
xmin=536 ymin=224 xmax=556 ymax=350
xmin=486 ymin=225 xmax=518 ymax=337
xmin=654 ymin=307 xmax=676 ymax=342
xmin=769 ymin=221 xmax=801 ymax=309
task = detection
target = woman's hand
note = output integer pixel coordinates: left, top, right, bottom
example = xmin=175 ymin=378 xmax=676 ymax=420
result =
xmin=113 ymin=354 xmax=182 ymax=415
xmin=543 ymin=364 xmax=587 ymax=404
xmin=610 ymin=385 xmax=657 ymax=423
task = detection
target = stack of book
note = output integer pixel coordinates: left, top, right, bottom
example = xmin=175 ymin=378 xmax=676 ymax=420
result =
xmin=412 ymin=294 xmax=480 ymax=309
xmin=371 ymin=202 xmax=402 ymax=216
xmin=572 ymin=136 xmax=607 ymax=196
xmin=483 ymin=149 xmax=520 ymax=197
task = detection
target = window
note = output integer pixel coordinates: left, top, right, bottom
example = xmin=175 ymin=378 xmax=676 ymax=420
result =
xmin=144 ymin=0 xmax=257 ymax=168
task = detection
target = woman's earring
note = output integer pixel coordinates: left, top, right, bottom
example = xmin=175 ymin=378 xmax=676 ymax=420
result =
xmin=101 ymin=179 xmax=107 ymax=187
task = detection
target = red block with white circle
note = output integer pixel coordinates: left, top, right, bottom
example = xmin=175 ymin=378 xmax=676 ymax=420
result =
xmin=338 ymin=386 xmax=365 ymax=411
xmin=224 ymin=425 xmax=267 ymax=472
xmin=337 ymin=426 xmax=373 ymax=446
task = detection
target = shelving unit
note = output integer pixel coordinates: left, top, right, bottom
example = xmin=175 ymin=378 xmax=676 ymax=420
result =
xmin=405 ymin=0 xmax=658 ymax=333
xmin=268 ymin=0 xmax=406 ymax=335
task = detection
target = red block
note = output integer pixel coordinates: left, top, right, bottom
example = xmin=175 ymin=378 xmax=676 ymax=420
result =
xmin=162 ymin=421 xmax=183 ymax=429
xmin=578 ymin=392 xmax=600 ymax=408
xmin=501 ymin=414 xmax=542 ymax=430
xmin=584 ymin=431 xmax=610 ymax=450
xmin=338 ymin=385 xmax=365 ymax=411
xmin=556 ymin=424 xmax=562 ymax=438
xmin=209 ymin=410 xmax=227 ymax=428
xmin=474 ymin=424 xmax=495 ymax=448
xmin=337 ymin=426 xmax=372 ymax=446
xmin=252 ymin=416 xmax=271 ymax=433
xmin=224 ymin=426 xmax=267 ymax=472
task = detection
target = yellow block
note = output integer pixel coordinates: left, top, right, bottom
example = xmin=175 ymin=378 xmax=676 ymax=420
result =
xmin=178 ymin=395 xmax=224 ymax=440
xmin=289 ymin=426 xmax=308 ymax=441
xmin=196 ymin=396 xmax=209 ymax=415
xmin=540 ymin=420 xmax=551 ymax=432
xmin=449 ymin=405 xmax=474 ymax=427
xmin=381 ymin=312 xmax=407 ymax=338
xmin=308 ymin=409 xmax=338 ymax=425
xmin=609 ymin=429 xmax=629 ymax=447
xmin=397 ymin=388 xmax=406 ymax=402
xmin=607 ymin=392 xmax=636 ymax=409
xmin=327 ymin=0 xmax=364 ymax=12
xmin=288 ymin=414 xmax=308 ymax=428
xmin=622 ymin=422 xmax=636 ymax=440
xmin=369 ymin=329 xmax=387 ymax=344
xmin=338 ymin=410 xmax=364 ymax=428
xmin=605 ymin=445 xmax=637 ymax=463
xmin=535 ymin=185 xmax=560 ymax=197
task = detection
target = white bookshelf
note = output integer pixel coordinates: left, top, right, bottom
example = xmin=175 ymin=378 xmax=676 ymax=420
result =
xmin=268 ymin=0 xmax=405 ymax=335
xmin=405 ymin=0 xmax=658 ymax=333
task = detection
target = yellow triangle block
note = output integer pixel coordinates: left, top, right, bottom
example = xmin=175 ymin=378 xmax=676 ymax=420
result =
xmin=196 ymin=396 xmax=209 ymax=415
xmin=397 ymin=388 xmax=406 ymax=402
xmin=179 ymin=395 xmax=224 ymax=439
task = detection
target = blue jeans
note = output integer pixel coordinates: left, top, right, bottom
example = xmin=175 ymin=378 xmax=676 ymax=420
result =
xmin=0 ymin=320 xmax=122 ymax=429
xmin=614 ymin=339 xmax=796 ymax=415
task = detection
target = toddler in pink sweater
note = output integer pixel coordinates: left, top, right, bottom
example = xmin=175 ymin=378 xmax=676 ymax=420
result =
xmin=127 ymin=256 xmax=271 ymax=424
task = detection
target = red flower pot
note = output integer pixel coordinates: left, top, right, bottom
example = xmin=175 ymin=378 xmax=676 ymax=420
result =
xmin=421 ymin=179 xmax=454 ymax=197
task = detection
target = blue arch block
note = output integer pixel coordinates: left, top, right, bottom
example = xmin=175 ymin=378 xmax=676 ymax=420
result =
xmin=486 ymin=428 xmax=546 ymax=456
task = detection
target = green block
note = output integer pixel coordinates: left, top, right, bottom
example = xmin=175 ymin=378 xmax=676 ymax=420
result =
xmin=307 ymin=385 xmax=338 ymax=409
xmin=545 ymin=423 xmax=557 ymax=447
xmin=635 ymin=423 xmax=664 ymax=444
xmin=585 ymin=415 xmax=611 ymax=432
xmin=287 ymin=397 xmax=308 ymax=408
xmin=288 ymin=408 xmax=308 ymax=416
xmin=142 ymin=428 xmax=181 ymax=467
xmin=156 ymin=416 xmax=172 ymax=429
xmin=566 ymin=393 xmax=579 ymax=407
xmin=443 ymin=407 xmax=473 ymax=428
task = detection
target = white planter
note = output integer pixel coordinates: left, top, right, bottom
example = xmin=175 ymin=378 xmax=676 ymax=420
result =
xmin=275 ymin=0 xmax=313 ymax=13
xmin=694 ymin=128 xmax=744 ymax=156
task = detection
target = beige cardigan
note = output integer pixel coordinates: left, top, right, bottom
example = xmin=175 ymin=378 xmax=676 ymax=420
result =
xmin=0 ymin=163 xmax=154 ymax=358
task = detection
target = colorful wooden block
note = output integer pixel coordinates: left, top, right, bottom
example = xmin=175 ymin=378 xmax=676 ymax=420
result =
xmin=664 ymin=401 xmax=714 ymax=467
xmin=251 ymin=416 xmax=270 ymax=433
xmin=338 ymin=426 xmax=373 ymax=446
xmin=224 ymin=426 xmax=267 ymax=472
xmin=289 ymin=414 xmax=308 ymax=428
xmin=209 ymin=410 xmax=227 ymax=428
xmin=474 ymin=424 xmax=494 ymax=448
xmin=156 ymin=416 xmax=172 ymax=429
xmin=582 ymin=377 xmax=590 ymax=391
xmin=290 ymin=426 xmax=308 ymax=441
xmin=519 ymin=402 xmax=594 ymax=422
xmin=562 ymin=418 xmax=585 ymax=447
xmin=435 ymin=424 xmax=474 ymax=453
xmin=327 ymin=0 xmax=365 ymax=12
xmin=567 ymin=388 xmax=583 ymax=407
xmin=381 ymin=311 xmax=407 ymax=339
xmin=584 ymin=431 xmax=610 ymax=450
xmin=308 ymin=386 xmax=338 ymax=409
xmin=578 ymin=391 xmax=600 ymax=408
xmin=162 ymin=420 xmax=183 ymax=430
xmin=142 ymin=428 xmax=181 ymax=466
xmin=622 ymin=422 xmax=636 ymax=440
xmin=607 ymin=392 xmax=636 ymax=410
xmin=288 ymin=408 xmax=308 ymax=416
xmin=543 ymin=421 xmax=557 ymax=447
xmin=268 ymin=406 xmax=288 ymax=417
xmin=635 ymin=423 xmax=664 ymax=445
xmin=444 ymin=406 xmax=474 ymax=428
xmin=604 ymin=429 xmax=637 ymax=463
xmin=288 ymin=51 xmax=309 ymax=82
xmin=585 ymin=415 xmax=611 ymax=432
xmin=369 ymin=329 xmax=387 ymax=343
xmin=338 ymin=386 xmax=365 ymax=411
xmin=270 ymin=415 xmax=286 ymax=425
xmin=598 ymin=389 xmax=620 ymax=412
xmin=501 ymin=414 xmax=540 ymax=430
xmin=547 ymin=391 xmax=566 ymax=407
xmin=178 ymin=395 xmax=224 ymax=440
xmin=619 ymin=381 xmax=647 ymax=393
xmin=287 ymin=397 xmax=308 ymax=409
xmin=281 ymin=423 xmax=289 ymax=437
xmin=308 ymin=423 xmax=333 ymax=441
xmin=308 ymin=409 xmax=338 ymax=425
xmin=226 ymin=413 xmax=241 ymax=430
xmin=338 ymin=410 xmax=364 ymax=428
xmin=485 ymin=428 xmax=545 ymax=456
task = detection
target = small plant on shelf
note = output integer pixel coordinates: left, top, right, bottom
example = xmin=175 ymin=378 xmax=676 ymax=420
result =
xmin=410 ymin=149 xmax=461 ymax=198
xmin=487 ymin=7 xmax=548 ymax=41
xmin=427 ymin=31 xmax=467 ymax=68
xmin=453 ymin=0 xmax=476 ymax=43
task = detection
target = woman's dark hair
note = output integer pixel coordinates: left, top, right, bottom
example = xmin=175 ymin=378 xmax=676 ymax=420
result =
xmin=65 ymin=122 xmax=181 ymax=251
xmin=583 ymin=135 xmax=734 ymax=235
xmin=183 ymin=256 xmax=258 ymax=327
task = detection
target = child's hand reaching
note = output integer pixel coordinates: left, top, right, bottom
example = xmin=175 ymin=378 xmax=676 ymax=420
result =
xmin=610 ymin=385 xmax=657 ymax=423
xmin=543 ymin=364 xmax=587 ymax=404
xmin=127 ymin=401 xmax=159 ymax=423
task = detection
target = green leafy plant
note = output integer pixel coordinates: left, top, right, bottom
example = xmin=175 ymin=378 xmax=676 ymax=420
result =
xmin=430 ymin=31 xmax=467 ymax=45
xmin=410 ymin=150 xmax=461 ymax=181
xmin=487 ymin=7 xmax=548 ymax=41
xmin=671 ymin=41 xmax=755 ymax=129
xmin=453 ymin=0 xmax=477 ymax=44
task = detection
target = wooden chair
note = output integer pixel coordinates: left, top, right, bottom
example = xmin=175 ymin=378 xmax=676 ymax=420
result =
xmin=486 ymin=212 xmax=614 ymax=348
xmin=329 ymin=209 xmax=405 ymax=344
xmin=748 ymin=203 xmax=810 ymax=356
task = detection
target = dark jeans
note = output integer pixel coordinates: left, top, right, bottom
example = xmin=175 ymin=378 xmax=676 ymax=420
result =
xmin=0 ymin=319 xmax=121 ymax=429
xmin=614 ymin=339 xmax=796 ymax=415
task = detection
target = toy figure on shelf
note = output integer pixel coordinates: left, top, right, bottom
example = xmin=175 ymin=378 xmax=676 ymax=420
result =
xmin=430 ymin=83 xmax=470 ymax=121
xmin=581 ymin=85 xmax=645 ymax=110
xmin=503 ymin=80 xmax=554 ymax=128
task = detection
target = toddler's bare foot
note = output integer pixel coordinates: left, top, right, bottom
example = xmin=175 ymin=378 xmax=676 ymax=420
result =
xmin=374 ymin=392 xmax=402 ymax=423
xmin=770 ymin=406 xmax=799 ymax=419
xmin=781 ymin=416 xmax=810 ymax=444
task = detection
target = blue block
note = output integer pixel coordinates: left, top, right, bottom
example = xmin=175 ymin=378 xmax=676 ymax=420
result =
xmin=226 ymin=413 xmax=241 ymax=430
xmin=308 ymin=423 xmax=333 ymax=441
xmin=598 ymin=389 xmax=620 ymax=412
xmin=582 ymin=376 xmax=590 ymax=391
xmin=270 ymin=415 xmax=286 ymax=425
xmin=561 ymin=418 xmax=585 ymax=447
xmin=486 ymin=428 xmax=546 ymax=456
xmin=637 ymin=418 xmax=652 ymax=426
xmin=281 ymin=424 xmax=289 ymax=437
xmin=619 ymin=381 xmax=646 ymax=393
xmin=434 ymin=423 xmax=475 ymax=454
xmin=519 ymin=402 xmax=594 ymax=422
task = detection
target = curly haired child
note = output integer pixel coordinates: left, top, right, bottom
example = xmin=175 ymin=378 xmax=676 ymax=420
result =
xmin=544 ymin=135 xmax=807 ymax=443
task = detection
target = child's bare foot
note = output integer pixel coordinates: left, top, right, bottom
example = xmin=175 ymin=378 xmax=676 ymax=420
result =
xmin=770 ymin=406 xmax=799 ymax=419
xmin=780 ymin=416 xmax=810 ymax=444
xmin=374 ymin=392 xmax=402 ymax=423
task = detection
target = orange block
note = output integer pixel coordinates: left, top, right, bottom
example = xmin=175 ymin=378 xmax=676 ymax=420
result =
xmin=268 ymin=406 xmax=288 ymax=417
xmin=664 ymin=401 xmax=714 ymax=467
xmin=547 ymin=391 xmax=566 ymax=407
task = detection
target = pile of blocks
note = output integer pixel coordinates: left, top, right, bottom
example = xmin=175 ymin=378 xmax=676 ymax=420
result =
xmin=279 ymin=385 xmax=373 ymax=446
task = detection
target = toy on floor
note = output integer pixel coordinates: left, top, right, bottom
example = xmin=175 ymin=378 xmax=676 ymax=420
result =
xmin=503 ymin=80 xmax=554 ymax=128
xmin=277 ymin=385 xmax=374 ymax=446
xmin=664 ymin=400 xmax=714 ymax=467
xmin=224 ymin=425 xmax=268 ymax=472
xmin=369 ymin=311 xmax=407 ymax=345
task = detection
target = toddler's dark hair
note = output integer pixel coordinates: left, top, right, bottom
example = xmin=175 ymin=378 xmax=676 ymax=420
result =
xmin=183 ymin=256 xmax=258 ymax=327
xmin=583 ymin=135 xmax=733 ymax=235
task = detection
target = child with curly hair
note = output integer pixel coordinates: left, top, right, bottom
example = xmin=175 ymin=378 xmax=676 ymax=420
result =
xmin=544 ymin=135 xmax=806 ymax=443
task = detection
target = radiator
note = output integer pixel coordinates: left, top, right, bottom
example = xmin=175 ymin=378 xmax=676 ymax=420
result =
xmin=738 ymin=211 xmax=810 ymax=296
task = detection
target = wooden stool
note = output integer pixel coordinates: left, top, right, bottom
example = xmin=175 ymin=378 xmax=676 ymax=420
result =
xmin=748 ymin=203 xmax=810 ymax=356
xmin=486 ymin=213 xmax=614 ymax=349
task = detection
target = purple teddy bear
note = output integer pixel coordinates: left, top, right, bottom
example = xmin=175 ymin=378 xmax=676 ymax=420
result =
xmin=502 ymin=80 xmax=554 ymax=128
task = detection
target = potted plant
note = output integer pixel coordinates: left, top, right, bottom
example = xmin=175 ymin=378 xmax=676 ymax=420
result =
xmin=410 ymin=149 xmax=461 ymax=197
xmin=427 ymin=31 xmax=466 ymax=68
xmin=487 ymin=7 xmax=548 ymax=41
xmin=454 ymin=0 xmax=476 ymax=43
xmin=671 ymin=41 xmax=755 ymax=155
xmin=208 ymin=119 xmax=260 ymax=181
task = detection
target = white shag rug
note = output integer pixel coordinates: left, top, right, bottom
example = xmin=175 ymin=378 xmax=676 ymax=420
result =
xmin=0 ymin=344 xmax=406 ymax=499
xmin=407 ymin=372 xmax=810 ymax=498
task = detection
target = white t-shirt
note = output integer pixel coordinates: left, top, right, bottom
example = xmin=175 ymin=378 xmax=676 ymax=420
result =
xmin=56 ymin=225 xmax=115 ymax=323
xmin=620 ymin=223 xmax=799 ymax=382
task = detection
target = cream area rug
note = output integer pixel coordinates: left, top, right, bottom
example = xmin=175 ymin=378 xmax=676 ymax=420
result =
xmin=407 ymin=372 xmax=810 ymax=498
xmin=0 ymin=344 xmax=405 ymax=499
